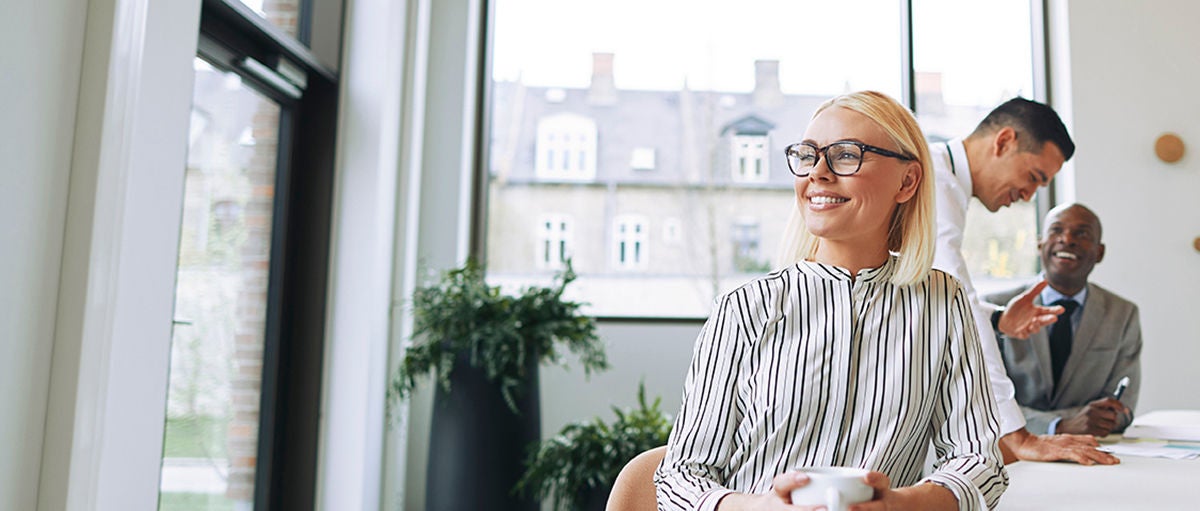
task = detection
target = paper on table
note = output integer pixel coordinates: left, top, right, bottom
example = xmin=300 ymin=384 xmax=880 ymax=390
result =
xmin=1099 ymin=440 xmax=1200 ymax=460
xmin=1123 ymin=410 xmax=1200 ymax=442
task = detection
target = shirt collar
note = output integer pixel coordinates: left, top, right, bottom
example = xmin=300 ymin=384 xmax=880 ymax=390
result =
xmin=1040 ymin=280 xmax=1088 ymax=308
xmin=946 ymin=138 xmax=973 ymax=197
xmin=796 ymin=255 xmax=897 ymax=284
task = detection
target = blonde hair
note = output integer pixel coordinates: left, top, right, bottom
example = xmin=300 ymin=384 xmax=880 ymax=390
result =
xmin=774 ymin=91 xmax=935 ymax=286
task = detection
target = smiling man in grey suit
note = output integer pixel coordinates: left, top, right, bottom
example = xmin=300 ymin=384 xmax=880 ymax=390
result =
xmin=985 ymin=203 xmax=1142 ymax=437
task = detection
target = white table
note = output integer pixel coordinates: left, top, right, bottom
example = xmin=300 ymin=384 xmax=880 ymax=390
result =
xmin=996 ymin=455 xmax=1200 ymax=510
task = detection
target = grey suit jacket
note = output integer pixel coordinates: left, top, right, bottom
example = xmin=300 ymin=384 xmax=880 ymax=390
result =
xmin=983 ymin=281 xmax=1142 ymax=434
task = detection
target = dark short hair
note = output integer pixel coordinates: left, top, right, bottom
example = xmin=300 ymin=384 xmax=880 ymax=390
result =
xmin=971 ymin=97 xmax=1075 ymax=161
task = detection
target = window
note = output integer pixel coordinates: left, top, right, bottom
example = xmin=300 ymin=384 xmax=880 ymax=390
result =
xmin=732 ymin=218 xmax=766 ymax=273
xmin=912 ymin=0 xmax=1042 ymax=294
xmin=537 ymin=215 xmax=573 ymax=268
xmin=613 ymin=215 xmax=648 ymax=270
xmin=535 ymin=113 xmax=597 ymax=180
xmin=631 ymin=147 xmax=656 ymax=170
xmin=160 ymin=1 xmax=342 ymax=509
xmin=732 ymin=135 xmax=769 ymax=183
xmin=485 ymin=0 xmax=1043 ymax=317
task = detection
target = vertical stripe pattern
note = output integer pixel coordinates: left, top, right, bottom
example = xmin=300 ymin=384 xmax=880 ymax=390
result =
xmin=654 ymin=257 xmax=1008 ymax=511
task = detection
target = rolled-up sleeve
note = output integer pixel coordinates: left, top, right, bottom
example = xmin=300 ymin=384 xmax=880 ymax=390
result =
xmin=654 ymin=294 xmax=747 ymax=511
xmin=922 ymin=284 xmax=1009 ymax=510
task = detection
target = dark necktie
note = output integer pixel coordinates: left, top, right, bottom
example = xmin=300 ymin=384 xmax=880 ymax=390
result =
xmin=1049 ymin=299 xmax=1080 ymax=388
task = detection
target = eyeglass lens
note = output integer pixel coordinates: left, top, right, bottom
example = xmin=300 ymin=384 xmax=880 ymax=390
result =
xmin=789 ymin=143 xmax=863 ymax=176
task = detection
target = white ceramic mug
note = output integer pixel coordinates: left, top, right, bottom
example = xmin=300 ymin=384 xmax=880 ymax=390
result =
xmin=788 ymin=467 xmax=873 ymax=511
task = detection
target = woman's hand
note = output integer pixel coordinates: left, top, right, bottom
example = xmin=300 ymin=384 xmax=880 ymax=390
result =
xmin=716 ymin=471 xmax=829 ymax=511
xmin=848 ymin=472 xmax=957 ymax=511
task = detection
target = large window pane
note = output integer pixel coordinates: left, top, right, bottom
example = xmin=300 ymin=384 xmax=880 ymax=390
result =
xmin=159 ymin=58 xmax=281 ymax=511
xmin=913 ymin=0 xmax=1041 ymax=293
xmin=486 ymin=0 xmax=902 ymax=318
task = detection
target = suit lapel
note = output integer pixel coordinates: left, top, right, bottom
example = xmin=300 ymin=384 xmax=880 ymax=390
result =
xmin=1054 ymin=283 xmax=1106 ymax=404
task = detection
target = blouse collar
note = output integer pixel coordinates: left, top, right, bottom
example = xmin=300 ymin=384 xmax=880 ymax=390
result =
xmin=794 ymin=254 xmax=897 ymax=284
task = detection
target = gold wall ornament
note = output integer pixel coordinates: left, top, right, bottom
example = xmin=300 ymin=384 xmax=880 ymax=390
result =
xmin=1155 ymin=133 xmax=1185 ymax=163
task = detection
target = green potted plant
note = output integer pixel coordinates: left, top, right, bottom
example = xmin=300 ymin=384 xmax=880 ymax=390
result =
xmin=518 ymin=383 xmax=673 ymax=511
xmin=388 ymin=259 xmax=608 ymax=511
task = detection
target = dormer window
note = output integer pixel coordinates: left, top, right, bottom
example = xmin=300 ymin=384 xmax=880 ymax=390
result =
xmin=732 ymin=135 xmax=769 ymax=183
xmin=535 ymin=113 xmax=597 ymax=181
xmin=721 ymin=115 xmax=775 ymax=184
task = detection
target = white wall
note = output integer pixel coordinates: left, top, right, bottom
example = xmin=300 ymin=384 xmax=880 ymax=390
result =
xmin=0 ymin=2 xmax=87 ymax=510
xmin=539 ymin=321 xmax=698 ymax=439
xmin=1054 ymin=0 xmax=1200 ymax=412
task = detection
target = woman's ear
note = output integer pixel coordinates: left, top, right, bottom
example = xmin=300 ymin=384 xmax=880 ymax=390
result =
xmin=895 ymin=162 xmax=921 ymax=203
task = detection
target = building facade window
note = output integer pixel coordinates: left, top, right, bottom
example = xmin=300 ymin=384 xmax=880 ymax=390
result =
xmin=631 ymin=147 xmax=656 ymax=170
xmin=612 ymin=215 xmax=648 ymax=270
xmin=732 ymin=135 xmax=769 ymax=183
xmin=537 ymin=215 xmax=573 ymax=268
xmin=731 ymin=218 xmax=766 ymax=273
xmin=535 ymin=113 xmax=597 ymax=180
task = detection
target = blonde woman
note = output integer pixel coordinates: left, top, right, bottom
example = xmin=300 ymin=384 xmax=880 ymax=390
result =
xmin=654 ymin=91 xmax=1006 ymax=511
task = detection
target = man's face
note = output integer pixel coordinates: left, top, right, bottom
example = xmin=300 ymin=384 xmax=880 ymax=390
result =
xmin=1039 ymin=205 xmax=1105 ymax=291
xmin=978 ymin=140 xmax=1066 ymax=212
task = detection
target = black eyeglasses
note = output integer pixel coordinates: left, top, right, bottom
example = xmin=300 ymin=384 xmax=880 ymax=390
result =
xmin=785 ymin=141 xmax=915 ymax=177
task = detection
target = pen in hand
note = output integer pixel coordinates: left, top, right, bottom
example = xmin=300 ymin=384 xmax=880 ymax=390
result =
xmin=1112 ymin=376 xmax=1130 ymax=401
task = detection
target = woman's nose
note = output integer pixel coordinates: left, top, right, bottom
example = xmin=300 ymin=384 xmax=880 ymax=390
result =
xmin=808 ymin=158 xmax=836 ymax=181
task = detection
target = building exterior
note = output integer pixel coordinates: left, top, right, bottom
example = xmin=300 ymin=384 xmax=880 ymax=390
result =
xmin=484 ymin=54 xmax=1027 ymax=317
xmin=486 ymin=56 xmax=825 ymax=317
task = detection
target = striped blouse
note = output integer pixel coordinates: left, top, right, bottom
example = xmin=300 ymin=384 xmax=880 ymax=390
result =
xmin=654 ymin=257 xmax=1008 ymax=511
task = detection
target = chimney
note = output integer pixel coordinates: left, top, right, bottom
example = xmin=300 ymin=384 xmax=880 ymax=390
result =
xmin=753 ymin=59 xmax=783 ymax=108
xmin=588 ymin=52 xmax=617 ymax=105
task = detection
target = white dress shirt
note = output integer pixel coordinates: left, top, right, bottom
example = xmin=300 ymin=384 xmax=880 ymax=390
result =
xmin=654 ymin=257 xmax=1008 ymax=511
xmin=929 ymin=139 xmax=1027 ymax=435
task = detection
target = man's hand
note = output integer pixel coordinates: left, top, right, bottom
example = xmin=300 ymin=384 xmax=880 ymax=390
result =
xmin=1057 ymin=398 xmax=1131 ymax=436
xmin=997 ymin=280 xmax=1064 ymax=339
xmin=999 ymin=428 xmax=1119 ymax=465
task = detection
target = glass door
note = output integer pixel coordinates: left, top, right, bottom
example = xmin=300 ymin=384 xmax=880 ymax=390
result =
xmin=158 ymin=57 xmax=283 ymax=511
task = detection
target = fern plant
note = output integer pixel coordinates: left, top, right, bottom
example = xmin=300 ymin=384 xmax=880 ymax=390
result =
xmin=387 ymin=259 xmax=608 ymax=413
xmin=517 ymin=383 xmax=673 ymax=511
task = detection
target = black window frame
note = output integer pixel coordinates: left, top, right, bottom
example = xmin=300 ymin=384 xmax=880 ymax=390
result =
xmin=190 ymin=1 xmax=341 ymax=509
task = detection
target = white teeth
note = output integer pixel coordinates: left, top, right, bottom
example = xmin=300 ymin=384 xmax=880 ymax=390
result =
xmin=810 ymin=196 xmax=849 ymax=204
xmin=1054 ymin=251 xmax=1078 ymax=260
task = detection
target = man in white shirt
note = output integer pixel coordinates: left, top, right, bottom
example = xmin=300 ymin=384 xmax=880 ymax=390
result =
xmin=930 ymin=97 xmax=1119 ymax=465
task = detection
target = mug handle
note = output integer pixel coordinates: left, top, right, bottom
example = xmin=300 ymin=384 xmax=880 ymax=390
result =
xmin=825 ymin=487 xmax=841 ymax=511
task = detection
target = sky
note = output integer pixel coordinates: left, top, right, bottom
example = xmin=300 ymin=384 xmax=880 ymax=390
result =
xmin=492 ymin=0 xmax=1035 ymax=106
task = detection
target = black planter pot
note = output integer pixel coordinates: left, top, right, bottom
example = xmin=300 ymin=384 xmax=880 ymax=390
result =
xmin=579 ymin=482 xmax=614 ymax=511
xmin=426 ymin=350 xmax=541 ymax=511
